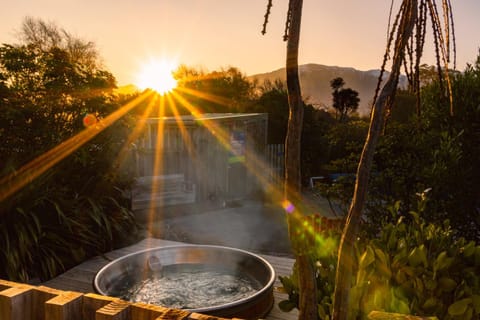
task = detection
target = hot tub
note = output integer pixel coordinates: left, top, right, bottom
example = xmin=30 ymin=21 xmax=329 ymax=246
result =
xmin=94 ymin=245 xmax=275 ymax=319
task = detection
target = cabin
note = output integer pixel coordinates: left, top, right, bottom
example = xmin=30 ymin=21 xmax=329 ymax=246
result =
xmin=131 ymin=113 xmax=268 ymax=210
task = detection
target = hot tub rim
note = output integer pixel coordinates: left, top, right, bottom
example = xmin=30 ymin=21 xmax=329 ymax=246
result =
xmin=93 ymin=244 xmax=276 ymax=314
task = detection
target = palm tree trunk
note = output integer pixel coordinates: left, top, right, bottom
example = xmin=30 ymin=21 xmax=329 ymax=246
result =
xmin=284 ymin=0 xmax=317 ymax=319
xmin=332 ymin=1 xmax=418 ymax=319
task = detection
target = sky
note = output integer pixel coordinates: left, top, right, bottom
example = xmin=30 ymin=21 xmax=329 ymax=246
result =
xmin=1 ymin=0 xmax=480 ymax=86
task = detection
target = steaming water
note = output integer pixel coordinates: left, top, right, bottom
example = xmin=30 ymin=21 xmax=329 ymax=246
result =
xmin=111 ymin=263 xmax=262 ymax=309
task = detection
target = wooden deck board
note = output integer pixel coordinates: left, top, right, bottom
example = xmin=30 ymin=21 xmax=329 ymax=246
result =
xmin=43 ymin=238 xmax=298 ymax=320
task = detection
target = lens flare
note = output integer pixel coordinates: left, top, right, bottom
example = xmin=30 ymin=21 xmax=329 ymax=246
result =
xmin=82 ymin=113 xmax=97 ymax=127
xmin=282 ymin=200 xmax=295 ymax=214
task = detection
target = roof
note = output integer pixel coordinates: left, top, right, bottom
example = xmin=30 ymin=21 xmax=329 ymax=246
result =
xmin=145 ymin=113 xmax=267 ymax=125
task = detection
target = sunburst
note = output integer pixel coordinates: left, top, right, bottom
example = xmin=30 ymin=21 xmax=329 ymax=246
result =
xmin=135 ymin=59 xmax=178 ymax=94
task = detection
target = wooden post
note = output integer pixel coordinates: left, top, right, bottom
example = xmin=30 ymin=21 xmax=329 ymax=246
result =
xmin=131 ymin=302 xmax=190 ymax=320
xmin=188 ymin=314 xmax=228 ymax=320
xmin=32 ymin=286 xmax=64 ymax=320
xmin=131 ymin=302 xmax=168 ymax=320
xmin=368 ymin=311 xmax=439 ymax=320
xmin=0 ymin=285 xmax=34 ymax=320
xmin=95 ymin=300 xmax=130 ymax=320
xmin=0 ymin=279 xmax=22 ymax=291
xmin=83 ymin=293 xmax=119 ymax=320
xmin=0 ymin=280 xmax=256 ymax=320
xmin=44 ymin=291 xmax=83 ymax=320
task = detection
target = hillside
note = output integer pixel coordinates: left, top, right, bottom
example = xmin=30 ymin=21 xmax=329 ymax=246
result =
xmin=249 ymin=64 xmax=406 ymax=116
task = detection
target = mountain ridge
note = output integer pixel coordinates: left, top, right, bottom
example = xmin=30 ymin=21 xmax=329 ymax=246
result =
xmin=249 ymin=63 xmax=406 ymax=115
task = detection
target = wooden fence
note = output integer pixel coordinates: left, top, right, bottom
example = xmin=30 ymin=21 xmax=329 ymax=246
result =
xmin=266 ymin=144 xmax=284 ymax=186
xmin=0 ymin=279 xmax=243 ymax=320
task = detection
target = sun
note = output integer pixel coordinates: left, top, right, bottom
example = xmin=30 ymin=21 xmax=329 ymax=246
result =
xmin=135 ymin=59 xmax=178 ymax=94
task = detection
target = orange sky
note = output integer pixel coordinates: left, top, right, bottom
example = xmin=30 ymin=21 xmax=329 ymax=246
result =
xmin=1 ymin=0 xmax=479 ymax=85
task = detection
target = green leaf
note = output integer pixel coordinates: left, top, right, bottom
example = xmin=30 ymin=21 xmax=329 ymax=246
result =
xmin=408 ymin=245 xmax=427 ymax=267
xmin=434 ymin=251 xmax=453 ymax=274
xmin=393 ymin=248 xmax=408 ymax=266
xmin=409 ymin=210 xmax=420 ymax=224
xmin=463 ymin=241 xmax=476 ymax=257
xmin=472 ymin=295 xmax=480 ymax=315
xmin=395 ymin=269 xmax=407 ymax=284
xmin=414 ymin=277 xmax=424 ymax=294
xmin=448 ymin=298 xmax=472 ymax=316
xmin=359 ymin=245 xmax=375 ymax=270
xmin=375 ymin=248 xmax=389 ymax=266
xmin=318 ymin=304 xmax=327 ymax=319
xmin=375 ymin=249 xmax=392 ymax=279
xmin=278 ymin=300 xmax=296 ymax=312
xmin=279 ymin=276 xmax=296 ymax=294
xmin=387 ymin=228 xmax=397 ymax=251
xmin=422 ymin=297 xmax=439 ymax=310
xmin=475 ymin=247 xmax=480 ymax=267
xmin=438 ymin=277 xmax=457 ymax=292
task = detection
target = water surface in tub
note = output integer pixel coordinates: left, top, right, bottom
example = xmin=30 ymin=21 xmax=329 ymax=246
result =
xmin=110 ymin=263 xmax=262 ymax=309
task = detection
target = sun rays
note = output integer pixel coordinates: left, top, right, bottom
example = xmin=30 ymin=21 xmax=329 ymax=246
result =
xmin=0 ymin=67 xmax=336 ymax=262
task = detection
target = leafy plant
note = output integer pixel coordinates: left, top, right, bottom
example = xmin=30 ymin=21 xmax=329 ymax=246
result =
xmin=279 ymin=195 xmax=480 ymax=319
xmin=279 ymin=215 xmax=343 ymax=319
xmin=351 ymin=196 xmax=480 ymax=320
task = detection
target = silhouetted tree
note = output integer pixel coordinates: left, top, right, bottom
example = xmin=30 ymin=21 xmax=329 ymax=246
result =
xmin=174 ymin=65 xmax=254 ymax=114
xmin=246 ymin=79 xmax=289 ymax=143
xmin=330 ymin=77 xmax=360 ymax=121
xmin=0 ymin=18 xmax=139 ymax=281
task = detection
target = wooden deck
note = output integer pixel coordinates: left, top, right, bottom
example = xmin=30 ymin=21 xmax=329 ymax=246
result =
xmin=43 ymin=238 xmax=299 ymax=320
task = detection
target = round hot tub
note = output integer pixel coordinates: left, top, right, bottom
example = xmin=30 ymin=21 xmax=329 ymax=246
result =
xmin=94 ymin=245 xmax=275 ymax=319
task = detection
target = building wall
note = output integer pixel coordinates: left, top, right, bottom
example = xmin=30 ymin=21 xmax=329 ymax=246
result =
xmin=132 ymin=114 xmax=267 ymax=208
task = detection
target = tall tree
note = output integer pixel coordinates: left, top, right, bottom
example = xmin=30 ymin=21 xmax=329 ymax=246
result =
xmin=0 ymin=18 xmax=142 ymax=282
xmin=263 ymin=0 xmax=318 ymax=318
xmin=283 ymin=1 xmax=318 ymax=318
xmin=332 ymin=1 xmax=455 ymax=319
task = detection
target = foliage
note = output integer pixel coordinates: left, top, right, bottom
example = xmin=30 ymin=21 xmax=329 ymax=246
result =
xmin=279 ymin=215 xmax=342 ymax=319
xmin=301 ymin=105 xmax=335 ymax=183
xmin=174 ymin=65 xmax=255 ymax=114
xmin=246 ymin=78 xmax=339 ymax=183
xmin=330 ymin=77 xmax=360 ymax=122
xmin=279 ymin=197 xmax=480 ymax=319
xmin=0 ymin=18 xmax=140 ymax=282
xmin=245 ymin=79 xmax=290 ymax=144
xmin=317 ymin=56 xmax=480 ymax=241
xmin=417 ymin=56 xmax=480 ymax=240
xmin=351 ymin=198 xmax=480 ymax=320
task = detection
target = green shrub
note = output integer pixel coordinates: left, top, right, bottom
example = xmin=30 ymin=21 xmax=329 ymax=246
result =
xmin=279 ymin=215 xmax=343 ymax=319
xmin=0 ymin=169 xmax=140 ymax=282
xmin=279 ymin=196 xmax=480 ymax=319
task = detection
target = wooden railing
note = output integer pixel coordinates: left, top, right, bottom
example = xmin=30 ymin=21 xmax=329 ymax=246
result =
xmin=0 ymin=279 xmax=242 ymax=320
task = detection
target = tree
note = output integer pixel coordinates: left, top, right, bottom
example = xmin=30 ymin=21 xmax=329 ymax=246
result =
xmin=246 ymin=79 xmax=289 ymax=143
xmin=263 ymin=0 xmax=318 ymax=318
xmin=330 ymin=77 xmax=360 ymax=121
xmin=283 ymin=1 xmax=318 ymax=319
xmin=0 ymin=18 xmax=139 ymax=281
xmin=333 ymin=1 xmax=455 ymax=319
xmin=174 ymin=65 xmax=255 ymax=114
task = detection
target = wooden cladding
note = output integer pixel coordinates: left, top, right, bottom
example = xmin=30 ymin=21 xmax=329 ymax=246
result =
xmin=0 ymin=279 xmax=243 ymax=320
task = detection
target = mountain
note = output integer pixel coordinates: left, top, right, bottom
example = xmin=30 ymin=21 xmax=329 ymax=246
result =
xmin=249 ymin=64 xmax=407 ymax=116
